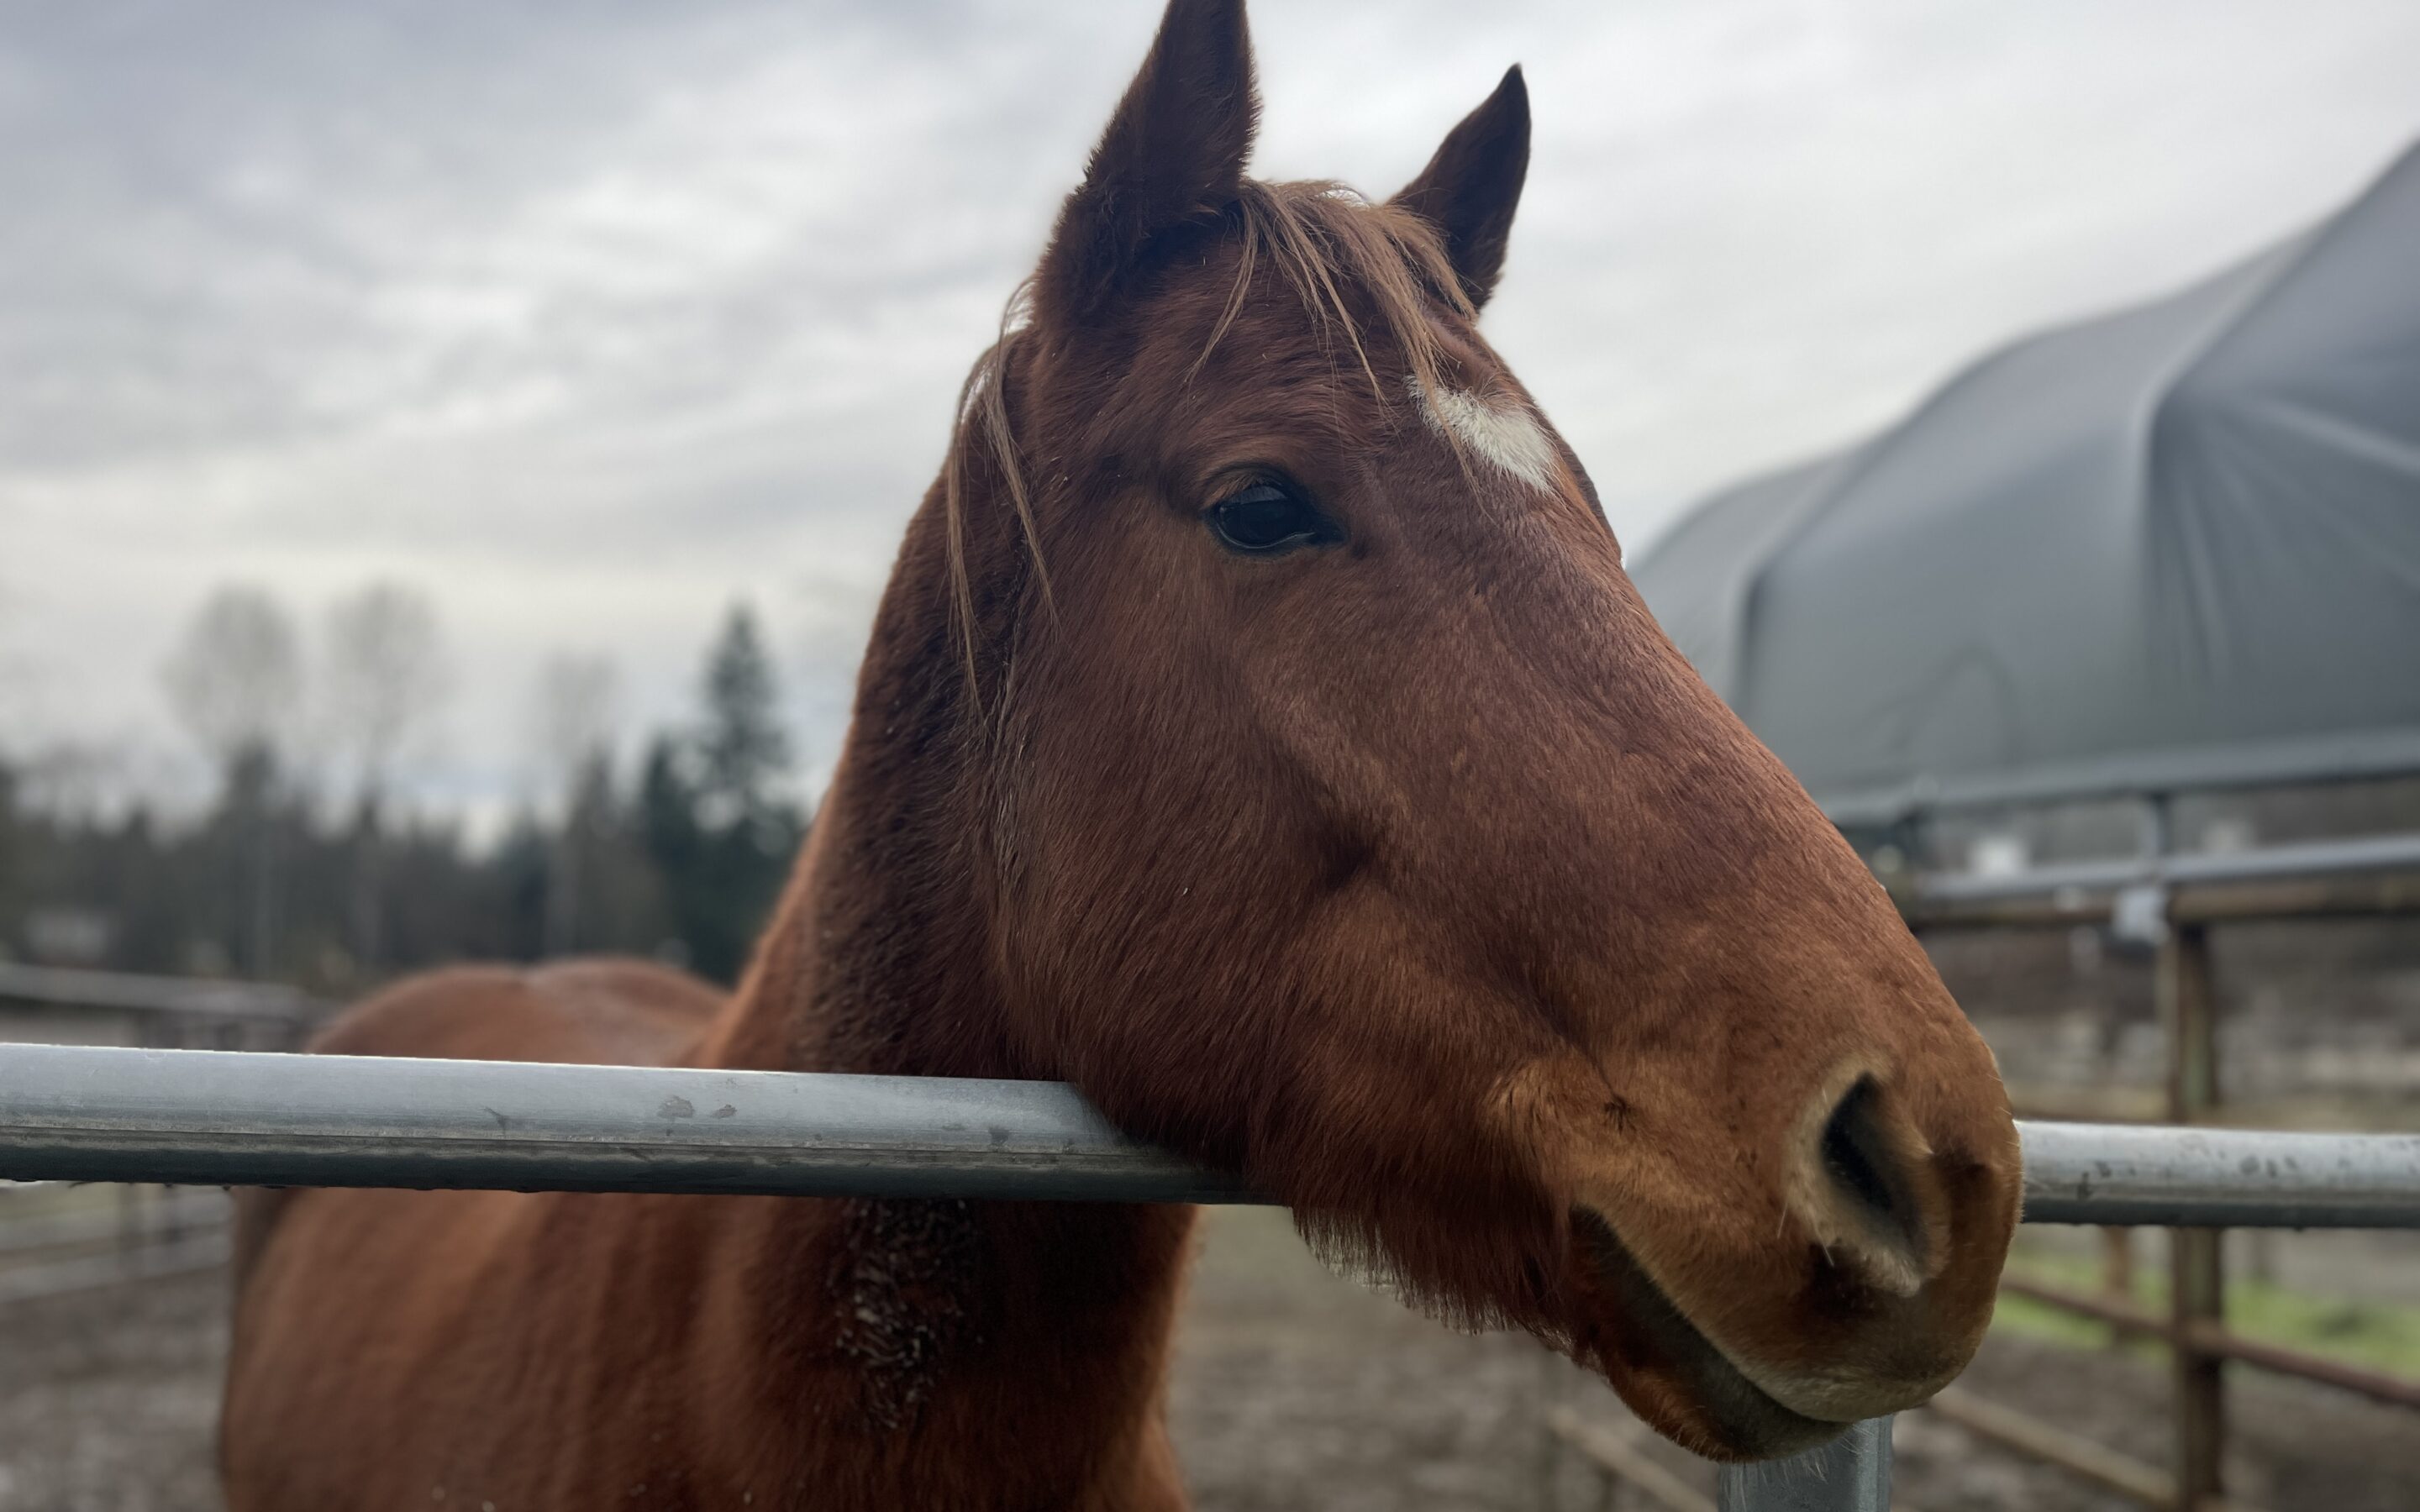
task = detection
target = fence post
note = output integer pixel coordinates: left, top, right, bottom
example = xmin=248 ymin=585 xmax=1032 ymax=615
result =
xmin=2100 ymin=1225 xmax=2135 ymax=1348
xmin=1534 ymin=1349 xmax=1569 ymax=1508
xmin=2160 ymin=917 xmax=2224 ymax=1511
xmin=1715 ymin=1417 xmax=1891 ymax=1512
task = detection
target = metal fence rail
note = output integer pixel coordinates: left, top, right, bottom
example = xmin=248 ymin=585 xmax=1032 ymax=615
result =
xmin=7 ymin=1041 xmax=2420 ymax=1512
xmin=0 ymin=1043 xmax=1253 ymax=1204
xmin=2014 ymin=1119 xmax=2420 ymax=1227
xmin=1886 ymin=809 xmax=2420 ymax=1511
xmin=1912 ymin=827 xmax=2420 ymax=906
xmin=0 ymin=962 xmax=325 ymax=1024
xmin=6 ymin=1044 xmax=2419 ymax=1225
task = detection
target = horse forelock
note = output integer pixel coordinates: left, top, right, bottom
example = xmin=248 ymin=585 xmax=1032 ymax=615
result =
xmin=936 ymin=177 xmax=1487 ymax=706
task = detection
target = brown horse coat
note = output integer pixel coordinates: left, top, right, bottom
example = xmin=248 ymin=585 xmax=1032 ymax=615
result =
xmin=222 ymin=4 xmax=2021 ymax=1507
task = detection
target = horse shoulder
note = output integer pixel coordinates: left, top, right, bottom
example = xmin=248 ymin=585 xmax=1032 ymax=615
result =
xmin=305 ymin=957 xmax=725 ymax=1066
xmin=223 ymin=958 xmax=744 ymax=1507
xmin=229 ymin=959 xmax=724 ymax=1309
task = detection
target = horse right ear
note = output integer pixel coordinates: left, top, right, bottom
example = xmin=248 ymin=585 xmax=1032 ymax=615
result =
xmin=1037 ymin=0 xmax=1259 ymax=328
xmin=1391 ymin=66 xmax=1530 ymax=312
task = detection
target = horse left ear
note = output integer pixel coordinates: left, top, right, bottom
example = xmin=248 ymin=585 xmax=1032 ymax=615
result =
xmin=1392 ymin=66 xmax=1530 ymax=311
xmin=1038 ymin=0 xmax=1259 ymax=328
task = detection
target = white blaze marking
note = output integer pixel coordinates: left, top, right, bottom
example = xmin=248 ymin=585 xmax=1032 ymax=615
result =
xmin=1411 ymin=376 xmax=1560 ymax=494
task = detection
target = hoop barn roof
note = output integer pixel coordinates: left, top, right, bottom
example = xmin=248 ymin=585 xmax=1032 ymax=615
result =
xmin=1633 ymin=143 xmax=2420 ymax=822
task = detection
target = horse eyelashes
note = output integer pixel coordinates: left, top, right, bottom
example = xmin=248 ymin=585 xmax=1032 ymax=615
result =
xmin=1207 ymin=482 xmax=1334 ymax=556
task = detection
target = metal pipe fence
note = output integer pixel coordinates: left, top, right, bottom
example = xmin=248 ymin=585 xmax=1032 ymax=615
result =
xmin=0 ymin=961 xmax=326 ymax=1030
xmin=5 ymin=1043 xmax=2417 ymax=1223
xmin=1881 ymin=826 xmax=2420 ymax=1511
xmin=0 ymin=1043 xmax=1254 ymax=1203
xmin=0 ymin=974 xmax=325 ymax=1303
xmin=5 ymin=1041 xmax=2420 ymax=1512
xmin=1911 ymin=827 xmax=2420 ymax=906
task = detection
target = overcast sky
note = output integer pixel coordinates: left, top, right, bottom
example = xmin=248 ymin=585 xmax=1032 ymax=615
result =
xmin=3 ymin=0 xmax=2416 ymax=824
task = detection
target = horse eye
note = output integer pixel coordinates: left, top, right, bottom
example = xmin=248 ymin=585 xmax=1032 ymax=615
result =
xmin=1207 ymin=483 xmax=1331 ymax=556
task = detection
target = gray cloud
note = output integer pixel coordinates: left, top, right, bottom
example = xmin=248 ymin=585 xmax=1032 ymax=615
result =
xmin=3 ymin=0 xmax=2416 ymax=820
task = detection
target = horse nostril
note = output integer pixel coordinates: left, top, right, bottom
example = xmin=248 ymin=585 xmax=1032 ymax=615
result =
xmin=1812 ymin=1074 xmax=1933 ymax=1289
xmin=1821 ymin=1079 xmax=1897 ymax=1224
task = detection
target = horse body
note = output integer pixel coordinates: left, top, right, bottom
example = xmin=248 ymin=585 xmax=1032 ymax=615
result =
xmin=229 ymin=967 xmax=1195 ymax=1510
xmin=224 ymin=2 xmax=2025 ymax=1505
xmin=229 ymin=677 xmax=1197 ymax=1511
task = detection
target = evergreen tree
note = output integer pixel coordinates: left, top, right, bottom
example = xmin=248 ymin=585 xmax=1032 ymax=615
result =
xmin=639 ymin=606 xmax=807 ymax=982
xmin=698 ymin=608 xmax=792 ymax=832
xmin=0 ymin=603 xmax=812 ymax=990
xmin=0 ymin=760 xmax=19 ymax=951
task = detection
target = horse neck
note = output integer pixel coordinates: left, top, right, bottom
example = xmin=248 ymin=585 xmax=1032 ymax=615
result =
xmin=692 ymin=480 xmax=1199 ymax=1481
xmin=704 ymin=485 xmax=1009 ymax=1079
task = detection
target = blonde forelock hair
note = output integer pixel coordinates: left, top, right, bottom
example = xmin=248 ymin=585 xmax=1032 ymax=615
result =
xmin=940 ymin=180 xmax=1476 ymax=702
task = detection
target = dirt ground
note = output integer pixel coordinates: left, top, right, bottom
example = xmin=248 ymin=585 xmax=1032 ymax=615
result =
xmin=4 ymin=1208 xmax=2417 ymax=1511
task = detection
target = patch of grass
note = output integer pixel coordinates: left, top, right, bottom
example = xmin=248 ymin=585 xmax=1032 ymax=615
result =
xmin=1986 ymin=1283 xmax=2130 ymax=1353
xmin=2225 ymin=1275 xmax=2420 ymax=1378
xmin=1988 ymin=1247 xmax=2420 ymax=1380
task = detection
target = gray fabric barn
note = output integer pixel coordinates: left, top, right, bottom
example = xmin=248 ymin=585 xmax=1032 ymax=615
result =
xmin=1632 ymin=143 xmax=2420 ymax=820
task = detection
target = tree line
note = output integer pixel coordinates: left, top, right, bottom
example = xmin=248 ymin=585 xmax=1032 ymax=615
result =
xmin=0 ymin=586 xmax=808 ymax=991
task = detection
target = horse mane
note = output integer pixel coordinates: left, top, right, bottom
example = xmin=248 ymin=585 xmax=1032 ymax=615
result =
xmin=939 ymin=179 xmax=1476 ymax=695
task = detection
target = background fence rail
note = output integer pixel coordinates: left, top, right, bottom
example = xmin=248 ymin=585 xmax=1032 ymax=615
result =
xmin=0 ymin=961 xmax=326 ymax=1027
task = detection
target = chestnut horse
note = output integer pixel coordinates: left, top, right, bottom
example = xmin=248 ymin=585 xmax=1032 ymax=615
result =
xmin=221 ymin=2 xmax=2019 ymax=1506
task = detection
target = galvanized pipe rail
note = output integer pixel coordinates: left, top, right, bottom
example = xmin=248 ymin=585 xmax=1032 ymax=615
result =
xmin=6 ymin=1044 xmax=2420 ymax=1226
xmin=8 ymin=1042 xmax=2420 ymax=1512
xmin=1910 ymin=828 xmax=2420 ymax=906
xmin=0 ymin=1043 xmax=1255 ymax=1205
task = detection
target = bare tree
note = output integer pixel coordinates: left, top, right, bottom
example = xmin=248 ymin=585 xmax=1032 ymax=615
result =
xmin=160 ymin=585 xmax=304 ymax=777
xmin=532 ymin=654 xmax=620 ymax=795
xmin=160 ymin=585 xmax=305 ymax=976
xmin=529 ymin=654 xmax=621 ymax=956
xmin=321 ymin=581 xmax=452 ymax=807
xmin=319 ymin=581 xmax=452 ymax=969
xmin=0 ymin=580 xmax=34 ymax=756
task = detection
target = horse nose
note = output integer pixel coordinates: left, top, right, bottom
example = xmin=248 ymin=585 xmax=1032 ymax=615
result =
xmin=1793 ymin=1072 xmax=1947 ymax=1299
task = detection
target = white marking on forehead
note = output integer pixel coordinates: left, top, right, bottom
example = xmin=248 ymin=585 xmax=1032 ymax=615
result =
xmin=1410 ymin=376 xmax=1560 ymax=495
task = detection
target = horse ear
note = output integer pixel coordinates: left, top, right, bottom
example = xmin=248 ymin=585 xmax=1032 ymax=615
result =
xmin=1392 ymin=66 xmax=1530 ymax=311
xmin=1038 ymin=0 xmax=1259 ymax=327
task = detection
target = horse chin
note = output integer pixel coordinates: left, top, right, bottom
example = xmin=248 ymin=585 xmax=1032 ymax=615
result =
xmin=1567 ymin=1208 xmax=1845 ymax=1462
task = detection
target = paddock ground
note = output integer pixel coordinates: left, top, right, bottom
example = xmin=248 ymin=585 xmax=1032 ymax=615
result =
xmin=5 ymin=1206 xmax=2417 ymax=1511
